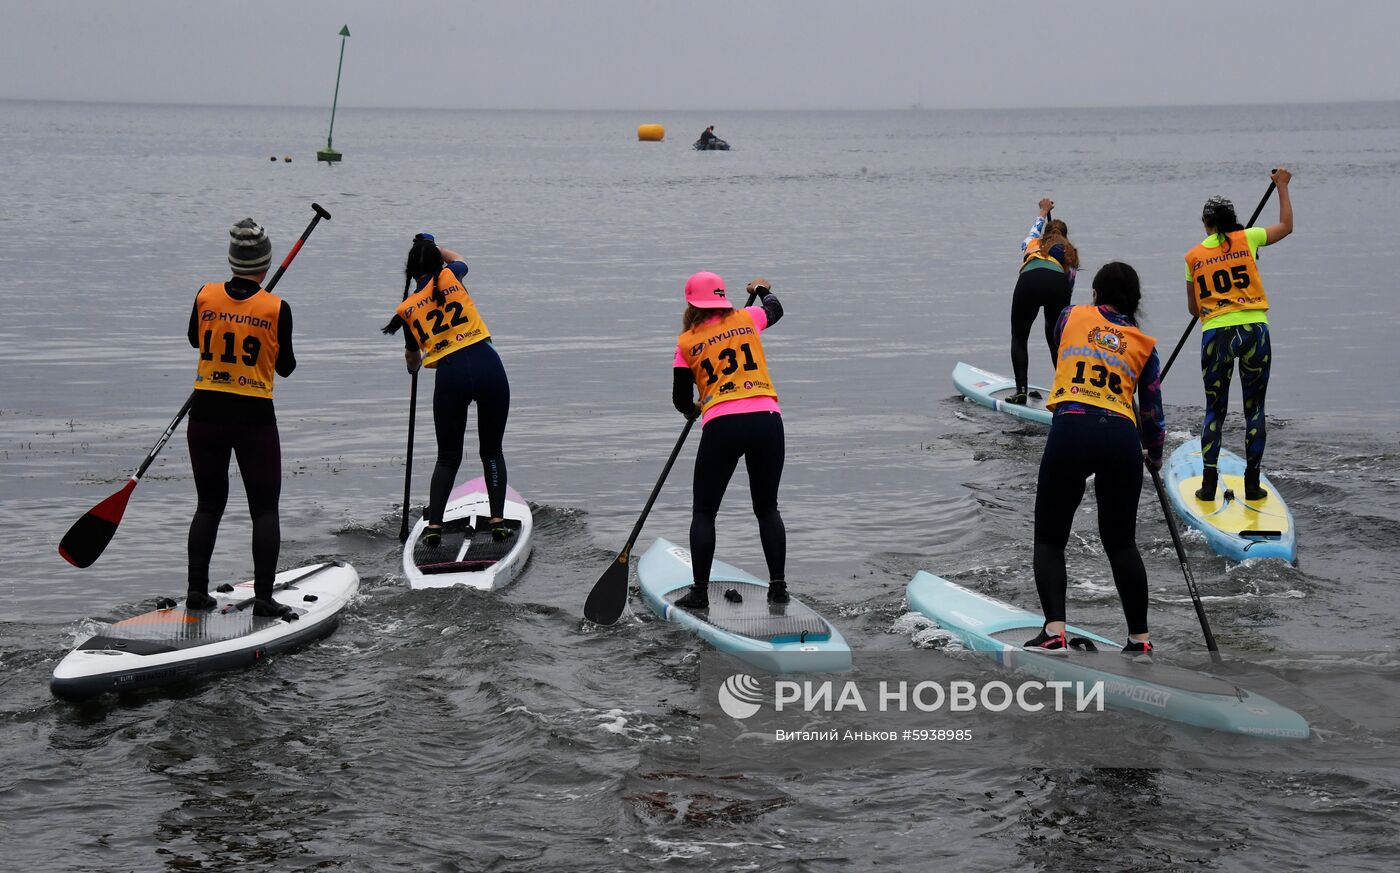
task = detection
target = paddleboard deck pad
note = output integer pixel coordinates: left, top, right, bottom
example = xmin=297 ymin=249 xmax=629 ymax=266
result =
xmin=905 ymin=571 xmax=1308 ymax=738
xmin=51 ymin=561 xmax=360 ymax=701
xmin=403 ymin=477 xmax=533 ymax=590
xmin=953 ymin=361 xmax=1052 ymax=426
xmin=638 ymin=538 xmax=851 ymax=673
xmin=1165 ymin=438 xmax=1296 ymax=563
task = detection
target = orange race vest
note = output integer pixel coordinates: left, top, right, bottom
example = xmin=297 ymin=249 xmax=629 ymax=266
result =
xmin=395 ymin=267 xmax=491 ymax=367
xmin=1048 ymin=306 xmax=1155 ymax=423
xmin=1185 ymin=230 xmax=1268 ymax=324
xmin=678 ymin=309 xmax=779 ymax=413
xmin=192 ymin=282 xmax=281 ymax=399
xmin=1021 ymin=237 xmax=1064 ymax=270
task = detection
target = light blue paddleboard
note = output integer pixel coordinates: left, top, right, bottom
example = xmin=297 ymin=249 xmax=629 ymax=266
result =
xmin=953 ymin=362 xmax=1052 ymax=426
xmin=906 ymin=571 xmax=1309 ymax=739
xmin=1165 ymin=439 xmax=1296 ymax=563
xmin=637 ymin=538 xmax=851 ymax=674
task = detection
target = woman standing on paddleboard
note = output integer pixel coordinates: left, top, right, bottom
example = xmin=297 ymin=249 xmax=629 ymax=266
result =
xmin=1026 ymin=262 xmax=1163 ymax=655
xmin=383 ymin=234 xmax=512 ymax=546
xmin=1187 ymin=167 xmax=1293 ymax=501
xmin=1007 ymin=197 xmax=1079 ymax=405
xmin=185 ymin=219 xmax=298 ymax=620
xmin=672 ymin=273 xmax=787 ymax=609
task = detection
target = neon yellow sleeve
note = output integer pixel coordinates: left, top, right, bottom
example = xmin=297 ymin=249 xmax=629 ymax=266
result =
xmin=1246 ymin=226 xmax=1268 ymax=254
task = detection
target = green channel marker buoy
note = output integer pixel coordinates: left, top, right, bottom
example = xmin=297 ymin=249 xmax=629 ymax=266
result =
xmin=317 ymin=25 xmax=350 ymax=164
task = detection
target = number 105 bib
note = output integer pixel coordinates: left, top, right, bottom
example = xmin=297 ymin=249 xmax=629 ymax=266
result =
xmin=678 ymin=309 xmax=779 ymax=413
xmin=395 ymin=267 xmax=491 ymax=368
xmin=1048 ymin=306 xmax=1154 ymax=423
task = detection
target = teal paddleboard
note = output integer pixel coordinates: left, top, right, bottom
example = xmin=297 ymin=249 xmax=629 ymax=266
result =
xmin=637 ymin=538 xmax=851 ymax=674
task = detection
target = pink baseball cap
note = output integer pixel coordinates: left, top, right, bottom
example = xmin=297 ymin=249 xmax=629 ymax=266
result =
xmin=684 ymin=271 xmax=732 ymax=309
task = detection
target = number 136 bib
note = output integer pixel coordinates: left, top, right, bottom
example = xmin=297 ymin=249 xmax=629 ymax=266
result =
xmin=1048 ymin=306 xmax=1154 ymax=423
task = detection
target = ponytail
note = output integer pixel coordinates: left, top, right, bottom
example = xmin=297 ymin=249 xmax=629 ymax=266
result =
xmin=382 ymin=234 xmax=446 ymax=334
xmin=1201 ymin=196 xmax=1243 ymax=252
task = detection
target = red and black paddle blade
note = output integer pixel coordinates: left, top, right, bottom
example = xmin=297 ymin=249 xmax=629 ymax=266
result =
xmin=58 ymin=479 xmax=136 ymax=568
xmin=583 ymin=552 xmax=631 ymax=625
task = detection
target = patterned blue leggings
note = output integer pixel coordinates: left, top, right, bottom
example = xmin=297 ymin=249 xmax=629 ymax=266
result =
xmin=1200 ymin=323 xmax=1272 ymax=470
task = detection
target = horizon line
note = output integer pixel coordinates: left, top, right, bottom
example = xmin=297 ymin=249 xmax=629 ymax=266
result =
xmin=1 ymin=95 xmax=1396 ymax=115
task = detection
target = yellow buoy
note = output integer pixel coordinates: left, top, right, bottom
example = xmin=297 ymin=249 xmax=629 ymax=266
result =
xmin=637 ymin=124 xmax=665 ymax=142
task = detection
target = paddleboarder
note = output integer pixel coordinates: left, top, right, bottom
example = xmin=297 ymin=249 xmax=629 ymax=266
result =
xmin=185 ymin=219 xmax=297 ymax=619
xmin=383 ymin=234 xmax=512 ymax=548
xmin=672 ymin=273 xmax=787 ymax=609
xmin=1007 ymin=198 xmax=1080 ymax=406
xmin=1187 ymin=167 xmax=1293 ymax=501
xmin=1025 ymin=262 xmax=1164 ymax=655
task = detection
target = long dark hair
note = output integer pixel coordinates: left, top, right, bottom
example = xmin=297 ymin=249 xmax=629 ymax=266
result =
xmin=382 ymin=235 xmax=447 ymax=334
xmin=1041 ymin=218 xmax=1080 ymax=270
xmin=1201 ymin=197 xmax=1243 ymax=252
xmin=1092 ymin=261 xmax=1143 ymax=322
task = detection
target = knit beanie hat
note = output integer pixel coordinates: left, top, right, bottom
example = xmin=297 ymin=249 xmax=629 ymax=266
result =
xmin=228 ymin=218 xmax=273 ymax=274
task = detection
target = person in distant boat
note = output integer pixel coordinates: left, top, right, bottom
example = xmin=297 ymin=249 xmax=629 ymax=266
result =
xmin=185 ymin=219 xmax=298 ymax=620
xmin=382 ymin=234 xmax=512 ymax=547
xmin=1026 ymin=262 xmax=1164 ymax=656
xmin=1008 ymin=197 xmax=1079 ymax=405
xmin=1186 ymin=167 xmax=1293 ymax=502
xmin=698 ymin=126 xmax=718 ymax=146
xmin=672 ymin=273 xmax=787 ymax=609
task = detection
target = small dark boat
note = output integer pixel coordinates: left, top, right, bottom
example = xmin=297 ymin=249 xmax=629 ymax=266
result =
xmin=693 ymin=137 xmax=730 ymax=151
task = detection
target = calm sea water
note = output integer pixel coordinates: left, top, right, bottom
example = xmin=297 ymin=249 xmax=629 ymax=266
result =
xmin=2 ymin=99 xmax=1399 ymax=871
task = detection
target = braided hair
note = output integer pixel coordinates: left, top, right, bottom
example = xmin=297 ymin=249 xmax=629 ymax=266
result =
xmin=382 ymin=234 xmax=447 ymax=334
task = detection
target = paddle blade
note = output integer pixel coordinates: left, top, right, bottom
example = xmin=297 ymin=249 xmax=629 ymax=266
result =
xmin=58 ymin=479 xmax=136 ymax=568
xmin=583 ymin=553 xmax=631 ymax=625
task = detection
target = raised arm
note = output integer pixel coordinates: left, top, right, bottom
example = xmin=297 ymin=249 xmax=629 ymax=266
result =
xmin=1261 ymin=167 xmax=1292 ymax=245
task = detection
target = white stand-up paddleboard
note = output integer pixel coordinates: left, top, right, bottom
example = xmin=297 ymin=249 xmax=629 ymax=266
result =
xmin=906 ymin=571 xmax=1308 ymax=738
xmin=953 ymin=361 xmax=1052 ymax=426
xmin=51 ymin=561 xmax=360 ymax=701
xmin=638 ymin=538 xmax=851 ymax=673
xmin=402 ymin=477 xmax=533 ymax=590
xmin=1165 ymin=438 xmax=1296 ymax=563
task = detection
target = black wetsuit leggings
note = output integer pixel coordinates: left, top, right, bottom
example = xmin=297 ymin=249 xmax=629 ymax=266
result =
xmin=1010 ymin=266 xmax=1072 ymax=392
xmin=187 ymin=420 xmax=282 ymax=599
xmin=1033 ymin=412 xmax=1150 ymax=636
xmin=429 ymin=341 xmax=510 ymax=524
xmin=690 ymin=411 xmax=785 ymax=587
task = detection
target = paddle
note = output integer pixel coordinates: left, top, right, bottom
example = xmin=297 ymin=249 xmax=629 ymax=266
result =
xmin=583 ymin=287 xmax=762 ymax=625
xmin=1134 ymin=391 xmax=1220 ymax=661
xmin=57 ymin=203 xmax=332 ymax=568
xmin=1158 ymin=176 xmax=1277 ymax=381
xmin=1146 ymin=461 xmax=1222 ymax=662
xmin=398 ymin=370 xmax=419 ymax=543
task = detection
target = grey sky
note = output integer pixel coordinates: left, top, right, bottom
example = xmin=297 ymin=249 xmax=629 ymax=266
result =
xmin=1 ymin=0 xmax=1395 ymax=110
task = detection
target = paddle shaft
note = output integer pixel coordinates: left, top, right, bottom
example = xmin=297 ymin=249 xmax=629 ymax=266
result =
xmin=1147 ymin=463 xmax=1222 ymax=661
xmin=1159 ymin=180 xmax=1277 ymax=382
xmin=610 ymin=290 xmax=761 ymax=562
xmin=399 ymin=371 xmax=418 ymax=543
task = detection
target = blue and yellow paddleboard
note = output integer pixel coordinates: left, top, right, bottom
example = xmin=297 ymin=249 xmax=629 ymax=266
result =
xmin=1165 ymin=439 xmax=1296 ymax=563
